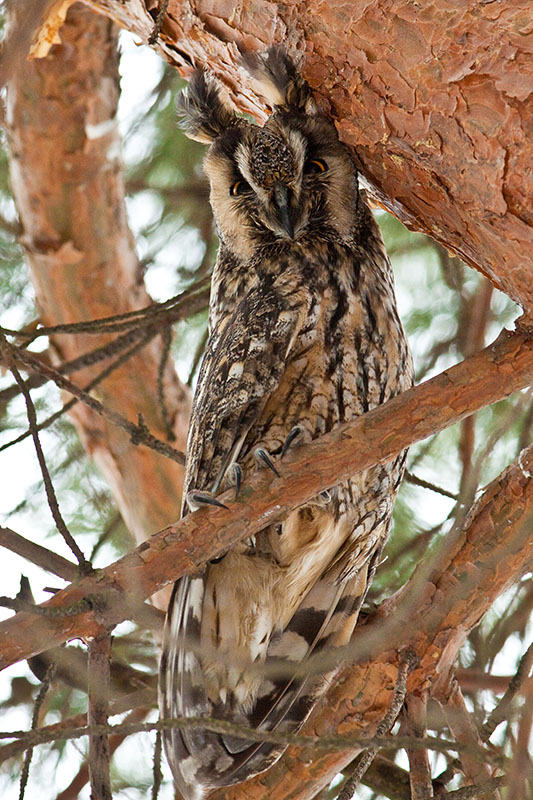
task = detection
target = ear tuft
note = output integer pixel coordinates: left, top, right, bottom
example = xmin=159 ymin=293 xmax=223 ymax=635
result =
xmin=177 ymin=70 xmax=238 ymax=143
xmin=242 ymin=46 xmax=317 ymax=113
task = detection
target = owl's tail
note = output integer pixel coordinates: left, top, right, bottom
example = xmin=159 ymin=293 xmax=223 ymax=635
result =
xmin=159 ymin=554 xmax=377 ymax=798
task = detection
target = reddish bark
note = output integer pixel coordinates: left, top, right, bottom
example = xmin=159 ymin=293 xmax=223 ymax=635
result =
xmin=0 ymin=328 xmax=531 ymax=673
xmin=79 ymin=0 xmax=533 ymax=311
xmin=216 ymin=442 xmax=533 ymax=799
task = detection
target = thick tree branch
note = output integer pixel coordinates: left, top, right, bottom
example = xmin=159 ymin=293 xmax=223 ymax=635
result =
xmin=74 ymin=0 xmax=533 ymax=311
xmin=215 ymin=438 xmax=531 ymax=798
xmin=0 ymin=327 xmax=531 ymax=672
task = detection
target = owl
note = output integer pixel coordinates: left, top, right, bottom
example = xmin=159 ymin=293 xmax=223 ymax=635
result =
xmin=159 ymin=48 xmax=413 ymax=799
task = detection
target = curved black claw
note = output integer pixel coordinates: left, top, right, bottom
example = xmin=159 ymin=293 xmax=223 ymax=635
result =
xmin=230 ymin=462 xmax=243 ymax=499
xmin=280 ymin=425 xmax=303 ymax=459
xmin=254 ymin=447 xmax=280 ymax=477
xmin=186 ymin=490 xmax=229 ymax=512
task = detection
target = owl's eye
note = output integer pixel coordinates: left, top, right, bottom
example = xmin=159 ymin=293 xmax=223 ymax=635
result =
xmin=230 ymin=180 xmax=252 ymax=197
xmin=305 ymin=159 xmax=328 ymax=174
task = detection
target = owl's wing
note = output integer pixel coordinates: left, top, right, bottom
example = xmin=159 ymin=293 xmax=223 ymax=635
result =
xmin=183 ymin=279 xmax=311 ymax=502
xmin=161 ymin=280 xmax=313 ymax=795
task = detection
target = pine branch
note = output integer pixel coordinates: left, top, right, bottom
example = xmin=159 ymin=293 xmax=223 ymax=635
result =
xmin=0 ymin=328 xmax=532 ymax=671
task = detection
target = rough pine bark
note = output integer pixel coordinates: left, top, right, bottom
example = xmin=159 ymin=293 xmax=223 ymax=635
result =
xmin=73 ymin=0 xmax=533 ymax=312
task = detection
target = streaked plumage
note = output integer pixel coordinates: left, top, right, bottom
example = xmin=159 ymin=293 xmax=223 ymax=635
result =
xmin=159 ymin=48 xmax=413 ymax=798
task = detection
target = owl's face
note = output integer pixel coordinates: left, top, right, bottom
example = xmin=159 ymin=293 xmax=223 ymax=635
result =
xmin=178 ymin=50 xmax=361 ymax=262
xmin=204 ymin=112 xmax=359 ymax=260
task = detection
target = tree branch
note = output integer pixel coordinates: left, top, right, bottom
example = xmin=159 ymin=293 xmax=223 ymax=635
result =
xmin=0 ymin=327 xmax=531 ymax=669
xmin=88 ymin=634 xmax=112 ymax=800
xmin=77 ymin=0 xmax=533 ymax=311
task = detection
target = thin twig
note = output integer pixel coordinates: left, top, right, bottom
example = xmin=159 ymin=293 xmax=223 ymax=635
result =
xmin=0 ymin=593 xmax=103 ymax=617
xmin=1 ymin=338 xmax=186 ymax=465
xmin=0 ymin=325 xmax=157 ymax=453
xmin=157 ymin=326 xmax=175 ymax=441
xmin=18 ymin=660 xmax=56 ymax=800
xmin=336 ymin=648 xmax=416 ymax=800
xmin=404 ymin=694 xmax=434 ymax=800
xmin=0 ymin=527 xmax=78 ymax=582
xmin=441 ymin=681 xmax=494 ymax=789
xmin=405 ymin=471 xmax=458 ymax=501
xmin=507 ymin=673 xmax=533 ymax=800
xmin=0 ymin=276 xmax=210 ymax=341
xmin=436 ymin=777 xmax=507 ymax=799
xmin=56 ymin=706 xmax=150 ymax=800
xmin=0 ymin=688 xmax=156 ymax=764
xmin=148 ymin=0 xmax=170 ymax=44
xmin=152 ymin=729 xmax=163 ymax=800
xmin=0 ymin=331 xmax=90 ymax=570
xmin=0 ymin=718 xmax=495 ymax=764
xmin=481 ymin=640 xmax=533 ymax=742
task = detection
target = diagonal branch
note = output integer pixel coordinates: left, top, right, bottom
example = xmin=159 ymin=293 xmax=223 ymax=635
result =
xmin=0 ymin=327 xmax=531 ymax=673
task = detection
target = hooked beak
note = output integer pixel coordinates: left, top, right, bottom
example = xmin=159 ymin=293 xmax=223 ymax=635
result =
xmin=273 ymin=183 xmax=295 ymax=239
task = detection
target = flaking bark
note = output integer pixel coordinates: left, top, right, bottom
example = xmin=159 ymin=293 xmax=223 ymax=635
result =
xmin=74 ymin=0 xmax=533 ymax=312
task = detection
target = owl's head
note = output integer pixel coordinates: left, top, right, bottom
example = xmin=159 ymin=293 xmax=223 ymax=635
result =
xmin=177 ymin=48 xmax=361 ymax=261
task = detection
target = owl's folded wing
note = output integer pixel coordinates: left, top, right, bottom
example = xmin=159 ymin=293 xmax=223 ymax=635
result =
xmin=183 ymin=278 xmax=311 ymax=504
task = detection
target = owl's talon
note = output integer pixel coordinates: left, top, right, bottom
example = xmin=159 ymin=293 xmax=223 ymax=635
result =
xmin=230 ymin=463 xmax=243 ymax=499
xmin=186 ymin=490 xmax=229 ymax=512
xmin=280 ymin=425 xmax=303 ymax=459
xmin=254 ymin=447 xmax=280 ymax=477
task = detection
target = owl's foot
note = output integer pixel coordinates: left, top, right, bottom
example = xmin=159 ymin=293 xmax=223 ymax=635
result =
xmin=186 ymin=490 xmax=229 ymax=512
xmin=254 ymin=447 xmax=280 ymax=477
xmin=280 ymin=425 xmax=303 ymax=458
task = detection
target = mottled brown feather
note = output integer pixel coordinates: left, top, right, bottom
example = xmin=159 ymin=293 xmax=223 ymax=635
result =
xmin=159 ymin=49 xmax=413 ymax=799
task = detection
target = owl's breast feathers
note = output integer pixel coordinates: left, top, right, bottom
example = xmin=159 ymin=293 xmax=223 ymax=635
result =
xmin=160 ymin=221 xmax=413 ymax=795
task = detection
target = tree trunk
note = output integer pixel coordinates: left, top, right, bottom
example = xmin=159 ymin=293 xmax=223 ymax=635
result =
xmin=6 ymin=4 xmax=191 ymax=561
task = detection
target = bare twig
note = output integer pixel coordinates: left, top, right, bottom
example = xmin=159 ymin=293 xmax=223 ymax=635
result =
xmin=56 ymin=707 xmax=149 ymax=800
xmin=360 ymin=756 xmax=412 ymax=800
xmin=0 ymin=717 xmax=493 ymax=763
xmin=0 ymin=527 xmax=78 ymax=582
xmin=507 ymin=673 xmax=533 ymax=800
xmin=436 ymin=777 xmax=507 ymax=799
xmin=0 ymin=689 xmax=156 ymax=764
xmin=1 ymin=338 xmax=186 ymax=465
xmin=405 ymin=471 xmax=458 ymax=501
xmin=88 ymin=634 xmax=112 ymax=800
xmin=336 ymin=648 xmax=415 ymax=800
xmin=152 ymin=729 xmax=163 ymax=800
xmin=148 ymin=0 xmax=170 ymax=44
xmin=18 ymin=660 xmax=56 ymax=800
xmin=0 ymin=277 xmax=210 ymax=342
xmin=481 ymin=640 xmax=533 ymax=742
xmin=0 ymin=331 xmax=89 ymax=570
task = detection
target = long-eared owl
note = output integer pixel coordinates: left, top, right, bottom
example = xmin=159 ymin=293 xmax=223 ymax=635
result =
xmin=159 ymin=48 xmax=413 ymax=798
